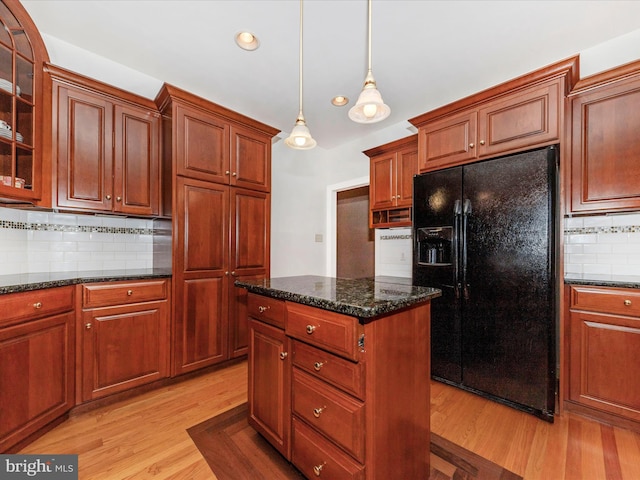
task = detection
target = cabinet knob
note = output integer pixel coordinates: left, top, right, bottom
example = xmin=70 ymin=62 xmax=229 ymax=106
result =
xmin=312 ymin=406 xmax=325 ymax=418
xmin=33 ymin=302 xmax=42 ymax=309
xmin=231 ymin=271 xmax=236 ymax=276
xmin=232 ymin=172 xmax=237 ymax=177
xmin=624 ymin=299 xmax=632 ymax=306
xmin=225 ymin=170 xmax=230 ymax=175
xmin=258 ymin=305 xmax=270 ymax=313
xmin=480 ymin=140 xmax=486 ymax=145
xmin=279 ymin=351 xmax=288 ymax=360
xmin=106 ymin=194 xmax=112 ymax=200
xmin=116 ymin=196 xmax=122 ymax=202
xmin=306 ymin=325 xmax=316 ymax=335
xmin=127 ymin=290 xmax=133 ymax=296
xmin=313 ymin=361 xmax=325 ymax=371
xmin=85 ymin=323 xmax=92 ymax=330
xmin=313 ymin=462 xmax=326 ymax=476
xmin=469 ymin=143 xmax=474 ymax=149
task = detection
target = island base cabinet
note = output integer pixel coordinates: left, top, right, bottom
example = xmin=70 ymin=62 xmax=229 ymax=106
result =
xmin=0 ymin=312 xmax=75 ymax=453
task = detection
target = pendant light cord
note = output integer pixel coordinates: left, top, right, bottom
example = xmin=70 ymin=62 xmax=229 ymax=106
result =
xmin=367 ymin=0 xmax=372 ymax=75
xmin=298 ymin=0 xmax=304 ymax=117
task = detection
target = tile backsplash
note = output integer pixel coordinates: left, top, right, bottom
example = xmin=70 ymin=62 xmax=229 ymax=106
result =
xmin=564 ymin=212 xmax=640 ymax=283
xmin=0 ymin=206 xmax=155 ymax=275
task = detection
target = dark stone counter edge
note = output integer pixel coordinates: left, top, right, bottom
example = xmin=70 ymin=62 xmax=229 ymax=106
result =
xmin=238 ymin=283 xmax=441 ymax=319
xmin=0 ymin=270 xmax=173 ymax=295
xmin=564 ymin=279 xmax=640 ymax=289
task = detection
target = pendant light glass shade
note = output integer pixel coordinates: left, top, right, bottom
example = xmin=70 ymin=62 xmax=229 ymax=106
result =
xmin=348 ymin=0 xmax=390 ymax=124
xmin=286 ymin=0 xmax=316 ymax=150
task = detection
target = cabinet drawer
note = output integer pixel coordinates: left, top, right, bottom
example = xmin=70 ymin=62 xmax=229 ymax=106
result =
xmin=0 ymin=286 xmax=74 ymax=328
xmin=286 ymin=302 xmax=360 ymax=361
xmin=292 ymin=417 xmax=364 ymax=480
xmin=82 ymin=280 xmax=168 ymax=308
xmin=570 ymin=286 xmax=640 ymax=317
xmin=292 ymin=340 xmax=364 ymax=400
xmin=292 ymin=368 xmax=364 ymax=462
xmin=247 ymin=293 xmax=285 ymax=328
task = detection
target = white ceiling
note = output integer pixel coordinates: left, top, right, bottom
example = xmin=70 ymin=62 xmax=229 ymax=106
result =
xmin=20 ymin=0 xmax=640 ymax=149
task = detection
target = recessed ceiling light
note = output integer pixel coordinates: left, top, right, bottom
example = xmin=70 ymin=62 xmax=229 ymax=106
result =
xmin=331 ymin=95 xmax=349 ymax=107
xmin=235 ymin=31 xmax=259 ymax=51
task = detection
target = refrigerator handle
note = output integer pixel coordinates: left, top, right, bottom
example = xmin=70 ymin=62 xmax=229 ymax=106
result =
xmin=454 ymin=200 xmax=462 ymax=298
xmin=462 ymin=199 xmax=472 ymax=300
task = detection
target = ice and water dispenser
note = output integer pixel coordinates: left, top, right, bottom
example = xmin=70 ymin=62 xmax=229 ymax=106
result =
xmin=416 ymin=226 xmax=453 ymax=265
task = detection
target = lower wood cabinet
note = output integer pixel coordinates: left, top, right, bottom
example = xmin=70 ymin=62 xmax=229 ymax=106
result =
xmin=247 ymin=291 xmax=431 ymax=479
xmin=566 ymin=285 xmax=640 ymax=430
xmin=78 ymin=279 xmax=170 ymax=402
xmin=0 ymin=286 xmax=75 ymax=453
xmin=247 ymin=297 xmax=291 ymax=458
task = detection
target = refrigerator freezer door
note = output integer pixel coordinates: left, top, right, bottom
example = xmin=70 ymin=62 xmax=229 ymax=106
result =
xmin=461 ymin=147 xmax=556 ymax=416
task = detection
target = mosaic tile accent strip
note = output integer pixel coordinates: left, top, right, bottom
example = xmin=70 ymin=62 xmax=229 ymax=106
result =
xmin=564 ymin=225 xmax=640 ymax=235
xmin=0 ymin=219 xmax=156 ymax=235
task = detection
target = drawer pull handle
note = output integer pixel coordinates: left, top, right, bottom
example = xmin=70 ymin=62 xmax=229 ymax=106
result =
xmin=313 ymin=361 xmax=325 ymax=371
xmin=33 ymin=302 xmax=42 ymax=309
xmin=313 ymin=407 xmax=325 ymax=418
xmin=313 ymin=462 xmax=326 ymax=476
xmin=279 ymin=351 xmax=288 ymax=360
xmin=306 ymin=325 xmax=316 ymax=335
xmin=258 ymin=305 xmax=270 ymax=313
xmin=624 ymin=299 xmax=632 ymax=306
xmin=127 ymin=290 xmax=133 ymax=296
xmin=85 ymin=323 xmax=92 ymax=330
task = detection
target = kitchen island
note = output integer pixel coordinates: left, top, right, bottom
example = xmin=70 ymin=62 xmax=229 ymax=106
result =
xmin=236 ymin=275 xmax=441 ymax=480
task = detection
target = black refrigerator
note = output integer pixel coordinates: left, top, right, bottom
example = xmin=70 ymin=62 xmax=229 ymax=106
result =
xmin=412 ymin=145 xmax=558 ymax=421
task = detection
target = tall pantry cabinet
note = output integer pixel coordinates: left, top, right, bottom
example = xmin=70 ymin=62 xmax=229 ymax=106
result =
xmin=155 ymin=84 xmax=279 ymax=375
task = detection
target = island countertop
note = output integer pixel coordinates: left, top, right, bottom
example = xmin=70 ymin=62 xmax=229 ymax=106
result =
xmin=235 ymin=275 xmax=441 ymax=319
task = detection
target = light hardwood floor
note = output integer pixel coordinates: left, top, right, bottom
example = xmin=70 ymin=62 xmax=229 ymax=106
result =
xmin=20 ymin=361 xmax=640 ymax=479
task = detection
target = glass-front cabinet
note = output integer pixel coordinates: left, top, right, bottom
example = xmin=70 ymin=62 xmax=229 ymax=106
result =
xmin=0 ymin=0 xmax=48 ymax=202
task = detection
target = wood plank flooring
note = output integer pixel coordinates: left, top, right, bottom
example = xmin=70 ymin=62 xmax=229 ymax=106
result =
xmin=19 ymin=361 xmax=640 ymax=479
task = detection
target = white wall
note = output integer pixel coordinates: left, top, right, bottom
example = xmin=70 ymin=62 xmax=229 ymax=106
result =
xmin=1 ymin=29 xmax=638 ymax=279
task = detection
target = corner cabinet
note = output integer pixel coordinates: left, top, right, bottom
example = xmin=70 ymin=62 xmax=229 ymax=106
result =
xmin=410 ymin=56 xmax=578 ymax=173
xmin=155 ymin=83 xmax=278 ymax=375
xmin=0 ymin=286 xmax=75 ymax=453
xmin=567 ymin=60 xmax=640 ymax=214
xmin=566 ymin=285 xmax=640 ymax=432
xmin=0 ymin=0 xmax=49 ymax=204
xmin=364 ymin=134 xmax=418 ymax=228
xmin=49 ymin=65 xmax=161 ymax=216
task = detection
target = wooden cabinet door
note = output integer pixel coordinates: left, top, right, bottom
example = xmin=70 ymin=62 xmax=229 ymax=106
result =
xmin=228 ymin=189 xmax=269 ymax=358
xmin=80 ymin=300 xmax=169 ymax=402
xmin=478 ymin=79 xmax=560 ymax=158
xmin=569 ymin=310 xmax=640 ymax=422
xmin=418 ymin=109 xmax=477 ymax=172
xmin=113 ymin=103 xmax=161 ymax=216
xmin=55 ymin=85 xmax=114 ymax=211
xmin=396 ymin=146 xmax=419 ymax=207
xmin=231 ymin=124 xmax=271 ymax=192
xmin=0 ymin=312 xmax=74 ymax=452
xmin=569 ymin=75 xmax=640 ymax=213
xmin=248 ymin=319 xmax=291 ymax=459
xmin=369 ymin=153 xmax=395 ymax=210
xmin=174 ymin=177 xmax=229 ymax=374
xmin=175 ymin=103 xmax=230 ymax=184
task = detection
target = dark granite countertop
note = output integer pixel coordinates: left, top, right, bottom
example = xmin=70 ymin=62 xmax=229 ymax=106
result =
xmin=0 ymin=268 xmax=173 ymax=295
xmin=235 ymin=275 xmax=441 ymax=319
xmin=564 ymin=278 xmax=640 ymax=289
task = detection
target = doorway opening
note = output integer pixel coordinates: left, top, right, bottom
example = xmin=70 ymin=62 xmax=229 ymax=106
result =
xmin=336 ymin=186 xmax=374 ymax=278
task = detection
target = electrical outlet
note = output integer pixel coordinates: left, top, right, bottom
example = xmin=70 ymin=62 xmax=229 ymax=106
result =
xmin=315 ymin=234 xmax=323 ymax=243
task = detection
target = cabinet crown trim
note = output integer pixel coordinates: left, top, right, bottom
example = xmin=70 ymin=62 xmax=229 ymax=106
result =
xmin=569 ymin=58 xmax=640 ymax=95
xmin=363 ymin=134 xmax=418 ymax=157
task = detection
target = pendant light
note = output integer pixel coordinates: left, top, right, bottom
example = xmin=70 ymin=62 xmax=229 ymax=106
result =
xmin=285 ymin=0 xmax=316 ymax=150
xmin=348 ymin=0 xmax=390 ymax=124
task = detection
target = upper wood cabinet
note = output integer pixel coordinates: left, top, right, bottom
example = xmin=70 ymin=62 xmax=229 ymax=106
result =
xmin=157 ymin=83 xmax=274 ymax=194
xmin=364 ymin=134 xmax=418 ymax=228
xmin=0 ymin=0 xmax=49 ymax=204
xmin=410 ymin=56 xmax=578 ymax=172
xmin=567 ymin=59 xmax=640 ymax=214
xmin=49 ymin=65 xmax=161 ymax=216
